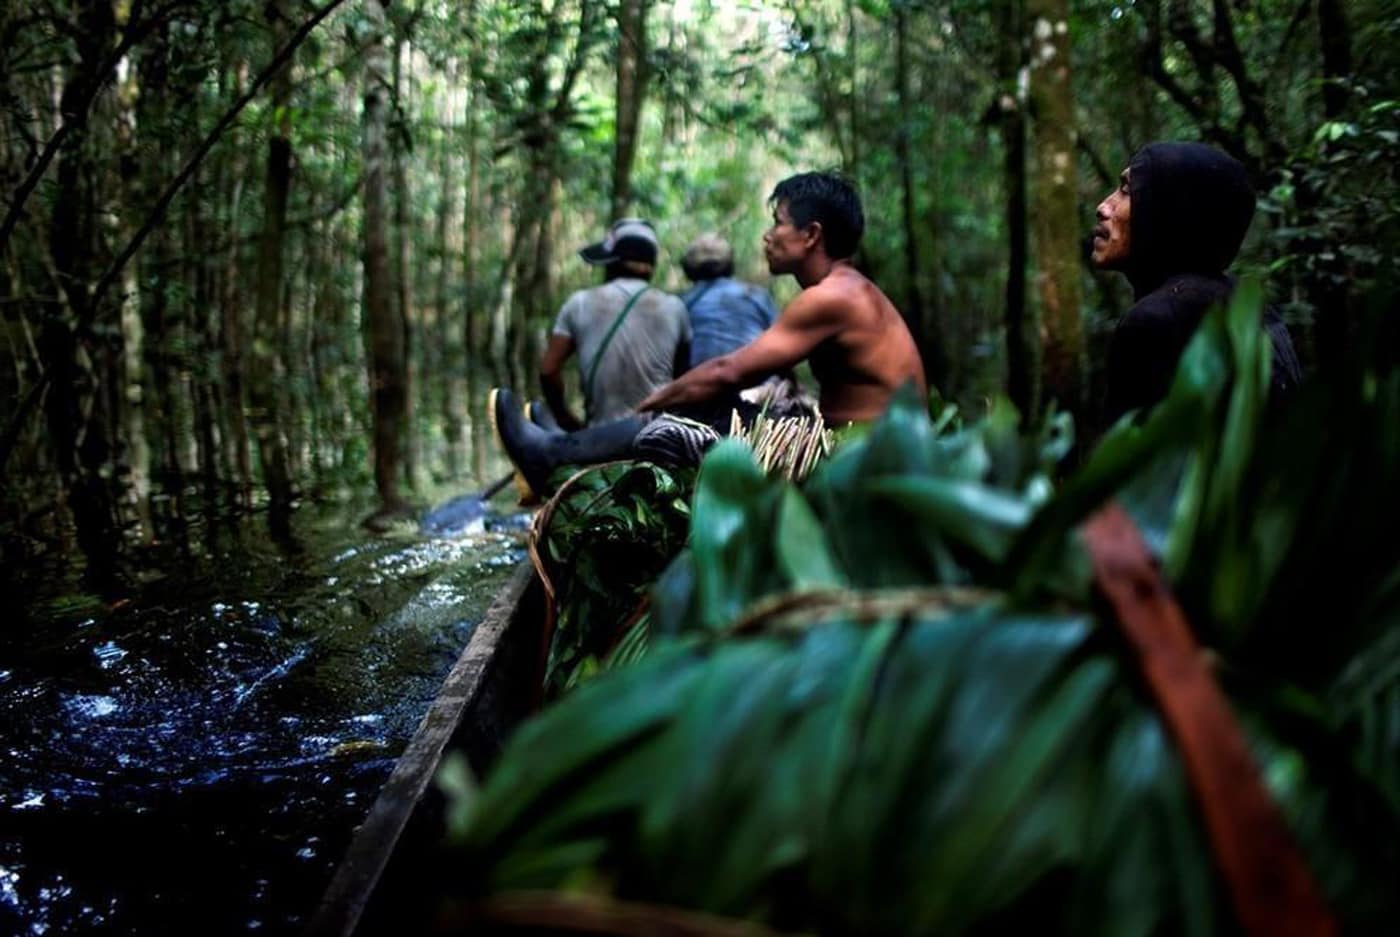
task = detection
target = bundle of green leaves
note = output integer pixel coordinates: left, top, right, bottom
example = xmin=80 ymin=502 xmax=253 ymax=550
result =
xmin=534 ymin=461 xmax=694 ymax=695
xmin=441 ymin=284 xmax=1400 ymax=934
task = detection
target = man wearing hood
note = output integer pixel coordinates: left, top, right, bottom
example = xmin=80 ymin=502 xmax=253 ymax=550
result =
xmin=1091 ymin=141 xmax=1302 ymax=426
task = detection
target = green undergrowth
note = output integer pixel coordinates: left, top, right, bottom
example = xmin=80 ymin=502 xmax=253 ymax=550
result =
xmin=440 ymin=282 xmax=1400 ymax=935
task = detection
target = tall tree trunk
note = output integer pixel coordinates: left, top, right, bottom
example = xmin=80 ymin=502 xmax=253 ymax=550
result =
xmin=362 ymin=0 xmax=408 ymax=517
xmin=845 ymin=0 xmax=860 ymax=185
xmin=462 ymin=0 xmax=481 ymax=372
xmin=391 ymin=31 xmax=418 ymax=492
xmin=998 ymin=0 xmax=1035 ymax=419
xmin=112 ymin=32 xmax=152 ymax=541
xmin=437 ymin=59 xmax=464 ymax=476
xmin=140 ymin=61 xmax=181 ymax=482
xmin=250 ymin=0 xmax=295 ymax=512
xmin=219 ymin=62 xmax=254 ymax=502
xmin=893 ymin=3 xmax=942 ymax=390
xmin=188 ymin=149 xmax=221 ymax=492
xmin=1029 ymin=0 xmax=1084 ymax=418
xmin=611 ymin=0 xmax=650 ymax=219
xmin=47 ymin=0 xmax=120 ymax=589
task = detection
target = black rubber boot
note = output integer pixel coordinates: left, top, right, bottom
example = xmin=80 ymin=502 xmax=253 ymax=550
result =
xmin=490 ymin=388 xmax=645 ymax=496
xmin=525 ymin=399 xmax=563 ymax=434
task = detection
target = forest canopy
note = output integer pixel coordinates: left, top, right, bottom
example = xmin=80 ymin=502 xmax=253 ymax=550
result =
xmin=2 ymin=0 xmax=1397 ymax=539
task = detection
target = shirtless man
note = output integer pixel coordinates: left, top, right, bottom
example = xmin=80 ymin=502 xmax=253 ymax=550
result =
xmin=643 ymin=172 xmax=926 ymax=423
xmin=491 ymin=171 xmax=927 ymax=495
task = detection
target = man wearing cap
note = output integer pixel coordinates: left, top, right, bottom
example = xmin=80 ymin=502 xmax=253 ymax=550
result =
xmin=538 ymin=218 xmax=691 ymax=431
xmin=679 ymin=233 xmax=780 ymax=369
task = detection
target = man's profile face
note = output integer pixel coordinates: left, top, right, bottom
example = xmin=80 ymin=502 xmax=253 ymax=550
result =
xmin=763 ymin=201 xmax=810 ymax=275
xmin=1091 ymin=169 xmax=1132 ymax=269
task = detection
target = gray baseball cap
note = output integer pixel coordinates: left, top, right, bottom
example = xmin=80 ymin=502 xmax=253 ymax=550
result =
xmin=682 ymin=233 xmax=733 ymax=270
xmin=579 ymin=218 xmax=659 ymax=266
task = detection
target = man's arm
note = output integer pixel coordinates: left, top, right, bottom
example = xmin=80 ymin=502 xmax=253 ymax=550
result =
xmin=539 ymin=333 xmax=584 ymax=430
xmin=637 ymin=290 xmax=842 ymax=412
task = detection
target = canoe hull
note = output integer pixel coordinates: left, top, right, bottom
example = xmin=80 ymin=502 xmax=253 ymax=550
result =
xmin=308 ymin=560 xmax=544 ymax=936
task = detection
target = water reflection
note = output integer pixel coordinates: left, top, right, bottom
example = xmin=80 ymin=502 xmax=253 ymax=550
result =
xmin=0 ymin=486 xmax=529 ymax=935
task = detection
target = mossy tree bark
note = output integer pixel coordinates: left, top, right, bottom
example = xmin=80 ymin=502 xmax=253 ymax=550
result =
xmin=1029 ymin=0 xmax=1084 ymax=420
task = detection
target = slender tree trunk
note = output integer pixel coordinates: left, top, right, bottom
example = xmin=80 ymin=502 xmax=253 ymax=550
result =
xmin=362 ymin=0 xmax=408 ymax=517
xmin=845 ymin=0 xmax=860 ymax=185
xmin=46 ymin=0 xmax=120 ymax=589
xmin=462 ymin=0 xmax=481 ymax=373
xmin=188 ymin=152 xmax=221 ymax=491
xmin=611 ymin=0 xmax=650 ymax=219
xmin=437 ymin=59 xmax=463 ymax=476
xmin=391 ymin=30 xmax=418 ymax=492
xmin=281 ymin=245 xmax=303 ymax=483
xmin=112 ymin=34 xmax=152 ymax=541
xmin=893 ymin=3 xmax=941 ymax=390
xmin=1029 ymin=0 xmax=1083 ymax=418
xmin=250 ymin=0 xmax=295 ymax=511
xmin=998 ymin=0 xmax=1035 ymax=420
xmin=219 ymin=64 xmax=254 ymax=502
xmin=140 ymin=63 xmax=181 ymax=482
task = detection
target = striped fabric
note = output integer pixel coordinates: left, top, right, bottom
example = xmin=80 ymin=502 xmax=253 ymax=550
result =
xmin=632 ymin=415 xmax=723 ymax=467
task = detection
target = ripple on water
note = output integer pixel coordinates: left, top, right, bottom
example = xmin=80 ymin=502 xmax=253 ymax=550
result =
xmin=92 ymin=642 xmax=126 ymax=669
xmin=63 ymin=694 xmax=119 ymax=720
xmin=3 ymin=503 xmax=527 ymax=934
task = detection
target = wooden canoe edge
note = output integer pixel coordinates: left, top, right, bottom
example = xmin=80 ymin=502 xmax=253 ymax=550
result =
xmin=305 ymin=559 xmax=540 ymax=937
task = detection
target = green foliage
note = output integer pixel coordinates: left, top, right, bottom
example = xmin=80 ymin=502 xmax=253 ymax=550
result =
xmin=1261 ymin=91 xmax=1400 ymax=307
xmin=442 ymin=289 xmax=1400 ymax=932
xmin=535 ymin=461 xmax=693 ymax=695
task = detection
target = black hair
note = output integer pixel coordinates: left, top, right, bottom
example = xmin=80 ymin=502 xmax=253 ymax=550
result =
xmin=768 ymin=171 xmax=865 ymax=259
xmin=604 ymin=258 xmax=655 ymax=281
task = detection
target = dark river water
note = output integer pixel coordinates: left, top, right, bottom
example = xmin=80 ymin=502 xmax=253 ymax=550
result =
xmin=0 ymin=487 xmax=528 ymax=935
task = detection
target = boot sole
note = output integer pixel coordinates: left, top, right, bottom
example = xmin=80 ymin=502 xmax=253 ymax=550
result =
xmin=487 ymin=388 xmax=540 ymax=505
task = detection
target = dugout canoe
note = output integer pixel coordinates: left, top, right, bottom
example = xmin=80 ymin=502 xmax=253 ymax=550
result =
xmin=306 ymin=559 xmax=545 ymax=937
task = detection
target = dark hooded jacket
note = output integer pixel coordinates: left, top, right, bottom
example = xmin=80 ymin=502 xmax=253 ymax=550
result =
xmin=1102 ymin=142 xmax=1302 ymax=424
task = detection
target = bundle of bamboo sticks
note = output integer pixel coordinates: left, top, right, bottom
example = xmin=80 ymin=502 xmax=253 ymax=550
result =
xmin=728 ymin=407 xmax=832 ymax=481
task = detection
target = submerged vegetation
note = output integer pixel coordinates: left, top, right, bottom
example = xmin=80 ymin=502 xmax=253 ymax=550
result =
xmin=441 ymin=288 xmax=1400 ymax=933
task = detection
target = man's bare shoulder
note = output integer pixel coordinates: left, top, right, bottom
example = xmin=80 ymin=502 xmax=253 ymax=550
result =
xmin=780 ymin=267 xmax=876 ymax=326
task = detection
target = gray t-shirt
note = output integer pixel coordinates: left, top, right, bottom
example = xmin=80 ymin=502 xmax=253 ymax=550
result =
xmin=552 ymin=278 xmax=691 ymax=424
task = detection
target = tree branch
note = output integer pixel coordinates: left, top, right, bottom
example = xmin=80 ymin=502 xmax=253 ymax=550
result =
xmin=1137 ymin=3 xmax=1248 ymax=158
xmin=146 ymin=174 xmax=362 ymax=271
xmin=0 ymin=0 xmax=192 ymax=256
xmin=84 ymin=0 xmax=350 ymax=328
xmin=1209 ymin=0 xmax=1279 ymax=162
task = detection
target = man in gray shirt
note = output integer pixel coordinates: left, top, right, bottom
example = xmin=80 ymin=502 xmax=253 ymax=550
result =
xmin=539 ymin=219 xmax=691 ymax=430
